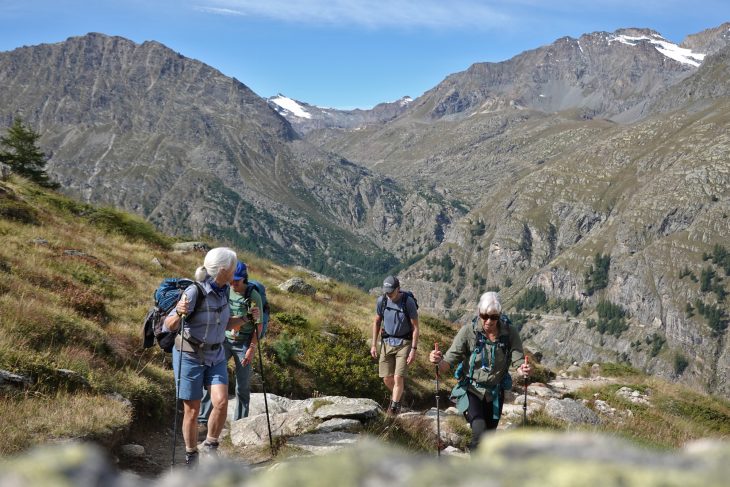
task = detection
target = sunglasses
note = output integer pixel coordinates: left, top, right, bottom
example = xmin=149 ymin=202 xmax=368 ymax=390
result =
xmin=480 ymin=314 xmax=501 ymax=322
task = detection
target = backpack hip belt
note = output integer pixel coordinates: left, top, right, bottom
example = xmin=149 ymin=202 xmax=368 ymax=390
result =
xmin=381 ymin=331 xmax=412 ymax=340
xmin=175 ymin=334 xmax=222 ymax=353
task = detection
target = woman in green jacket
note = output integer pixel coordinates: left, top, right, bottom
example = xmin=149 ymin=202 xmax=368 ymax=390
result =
xmin=429 ymin=291 xmax=531 ymax=450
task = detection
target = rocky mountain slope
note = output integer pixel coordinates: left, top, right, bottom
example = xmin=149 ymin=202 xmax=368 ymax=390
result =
xmin=0 ymin=33 xmax=450 ymax=286
xmin=268 ymin=94 xmax=412 ymax=135
xmin=303 ymin=26 xmax=730 ymax=397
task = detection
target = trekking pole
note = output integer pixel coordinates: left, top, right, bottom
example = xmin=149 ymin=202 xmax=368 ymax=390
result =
xmin=434 ymin=342 xmax=441 ymax=458
xmin=171 ymin=297 xmax=188 ymax=470
xmin=522 ymin=355 xmax=529 ymax=427
xmin=256 ymin=339 xmax=274 ymax=454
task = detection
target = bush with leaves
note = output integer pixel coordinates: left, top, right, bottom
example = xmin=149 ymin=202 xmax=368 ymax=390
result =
xmin=301 ymin=323 xmax=383 ymax=398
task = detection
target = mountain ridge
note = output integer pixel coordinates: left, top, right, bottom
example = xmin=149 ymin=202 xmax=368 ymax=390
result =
xmin=1 ymin=24 xmax=729 ymax=397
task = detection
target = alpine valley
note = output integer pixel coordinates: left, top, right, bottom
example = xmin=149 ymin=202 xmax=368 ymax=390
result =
xmin=1 ymin=24 xmax=729 ymax=397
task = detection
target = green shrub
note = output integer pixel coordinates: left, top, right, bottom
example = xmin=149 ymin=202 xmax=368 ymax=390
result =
xmin=271 ymin=331 xmax=301 ymax=365
xmin=673 ymin=352 xmax=689 ymax=376
xmin=646 ymin=333 xmax=666 ymax=357
xmin=600 ymin=362 xmax=641 ymax=377
xmin=514 ymin=286 xmax=547 ymax=311
xmin=700 ymin=267 xmax=715 ymax=293
xmin=553 ymin=298 xmax=582 ymax=316
xmin=584 ymin=253 xmax=610 ymax=296
xmin=85 ymin=207 xmax=171 ymax=247
xmin=274 ymin=312 xmax=310 ymax=329
xmin=302 ymin=323 xmax=382 ymax=398
xmin=510 ymin=312 xmax=528 ymax=331
xmin=0 ymin=190 xmax=38 ymax=225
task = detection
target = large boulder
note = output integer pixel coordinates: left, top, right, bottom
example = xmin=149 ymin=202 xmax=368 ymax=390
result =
xmin=278 ymin=277 xmax=316 ymax=296
xmin=544 ymin=397 xmax=601 ymax=425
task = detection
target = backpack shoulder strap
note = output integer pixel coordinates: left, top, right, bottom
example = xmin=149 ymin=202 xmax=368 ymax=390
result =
xmin=187 ymin=282 xmax=206 ymax=318
xmin=377 ymin=293 xmax=387 ymax=318
xmin=401 ymin=292 xmax=412 ymax=321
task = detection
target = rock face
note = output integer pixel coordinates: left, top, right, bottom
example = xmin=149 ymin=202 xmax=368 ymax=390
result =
xmin=0 ymin=33 xmax=450 ymax=287
xmin=3 ymin=432 xmax=730 ymax=486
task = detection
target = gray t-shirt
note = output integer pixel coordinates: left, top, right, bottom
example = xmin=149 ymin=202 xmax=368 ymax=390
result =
xmin=376 ymin=292 xmax=418 ymax=346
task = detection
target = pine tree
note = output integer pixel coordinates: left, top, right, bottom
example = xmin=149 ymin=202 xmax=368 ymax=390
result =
xmin=0 ymin=117 xmax=58 ymax=188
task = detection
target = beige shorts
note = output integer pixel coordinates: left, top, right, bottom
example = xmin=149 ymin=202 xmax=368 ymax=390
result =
xmin=378 ymin=340 xmax=412 ymax=378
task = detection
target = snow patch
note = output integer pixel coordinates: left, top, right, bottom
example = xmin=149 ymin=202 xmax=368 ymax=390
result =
xmin=608 ymin=34 xmax=705 ymax=67
xmin=270 ymin=95 xmax=312 ymax=119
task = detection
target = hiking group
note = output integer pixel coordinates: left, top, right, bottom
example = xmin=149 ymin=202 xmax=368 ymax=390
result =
xmin=150 ymin=247 xmax=531 ymax=468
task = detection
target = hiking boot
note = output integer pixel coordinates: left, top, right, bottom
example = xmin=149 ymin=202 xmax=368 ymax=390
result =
xmin=200 ymin=440 xmax=219 ymax=457
xmin=388 ymin=400 xmax=402 ymax=416
xmin=184 ymin=450 xmax=199 ymax=469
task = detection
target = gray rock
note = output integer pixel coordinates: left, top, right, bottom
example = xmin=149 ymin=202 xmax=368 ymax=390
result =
xmin=0 ymin=162 xmax=10 ymax=181
xmin=315 ymin=418 xmax=363 ymax=433
xmin=545 ymin=397 xmax=602 ymax=425
xmin=616 ymin=386 xmax=652 ymax=406
xmin=0 ymin=369 xmax=31 ymax=388
xmin=229 ymin=411 xmax=319 ymax=447
xmin=247 ymin=393 xmax=292 ymax=416
xmin=287 ymin=431 xmax=361 ymax=455
xmin=4 ymin=432 xmax=730 ymax=486
xmin=278 ymin=277 xmax=317 ymax=296
xmin=106 ymin=392 xmax=133 ymax=409
xmin=0 ymin=442 xmax=144 ymax=487
xmin=311 ymin=397 xmax=380 ymax=420
xmin=172 ymin=241 xmax=210 ymax=253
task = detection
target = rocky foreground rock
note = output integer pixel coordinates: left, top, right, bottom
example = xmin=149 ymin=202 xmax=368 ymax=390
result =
xmin=2 ymin=431 xmax=729 ymax=487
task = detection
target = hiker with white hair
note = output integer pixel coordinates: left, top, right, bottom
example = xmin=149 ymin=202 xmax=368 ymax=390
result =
xmin=429 ymin=291 xmax=531 ymax=451
xmin=163 ymin=247 xmax=238 ymax=468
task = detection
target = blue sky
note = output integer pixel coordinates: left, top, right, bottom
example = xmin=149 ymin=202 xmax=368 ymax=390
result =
xmin=1 ymin=1 xmax=728 ymax=109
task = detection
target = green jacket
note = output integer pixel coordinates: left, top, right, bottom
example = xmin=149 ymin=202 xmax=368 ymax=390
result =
xmin=443 ymin=318 xmax=525 ymax=400
xmin=226 ymin=286 xmax=263 ymax=342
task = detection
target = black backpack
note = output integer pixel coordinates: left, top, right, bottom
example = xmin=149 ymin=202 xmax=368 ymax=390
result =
xmin=142 ymin=278 xmax=204 ymax=352
xmin=377 ymin=290 xmax=418 ymax=339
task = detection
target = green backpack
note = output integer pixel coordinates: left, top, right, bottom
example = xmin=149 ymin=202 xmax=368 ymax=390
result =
xmin=450 ymin=315 xmax=513 ymax=417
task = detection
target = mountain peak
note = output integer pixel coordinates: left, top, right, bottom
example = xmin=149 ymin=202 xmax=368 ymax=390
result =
xmin=269 ymin=94 xmax=313 ymax=119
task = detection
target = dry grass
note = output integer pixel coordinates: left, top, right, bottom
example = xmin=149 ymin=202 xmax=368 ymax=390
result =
xmin=570 ymin=376 xmax=730 ymax=449
xmin=0 ymin=392 xmax=132 ymax=455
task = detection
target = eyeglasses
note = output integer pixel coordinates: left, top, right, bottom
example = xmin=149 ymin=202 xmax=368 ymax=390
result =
xmin=480 ymin=314 xmax=501 ymax=322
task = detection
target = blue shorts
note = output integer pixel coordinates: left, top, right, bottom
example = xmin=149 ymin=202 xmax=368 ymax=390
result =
xmin=171 ymin=349 xmax=228 ymax=400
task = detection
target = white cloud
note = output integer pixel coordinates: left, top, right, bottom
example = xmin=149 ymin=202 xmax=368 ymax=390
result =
xmin=194 ymin=6 xmax=245 ymax=16
xmin=194 ymin=0 xmax=510 ymax=29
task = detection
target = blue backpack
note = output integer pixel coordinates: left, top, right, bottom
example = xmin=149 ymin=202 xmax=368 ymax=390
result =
xmin=244 ymin=279 xmax=270 ymax=339
xmin=377 ymin=290 xmax=418 ymax=339
xmin=142 ymin=278 xmax=203 ymax=352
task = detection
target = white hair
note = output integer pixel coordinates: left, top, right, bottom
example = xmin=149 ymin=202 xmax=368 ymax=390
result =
xmin=478 ymin=291 xmax=502 ymax=315
xmin=194 ymin=247 xmax=237 ymax=281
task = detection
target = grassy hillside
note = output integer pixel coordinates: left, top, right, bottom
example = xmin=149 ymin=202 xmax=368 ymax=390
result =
xmin=1 ymin=175 xmax=728 ymax=460
xmin=0 ymin=175 xmax=458 ymax=455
